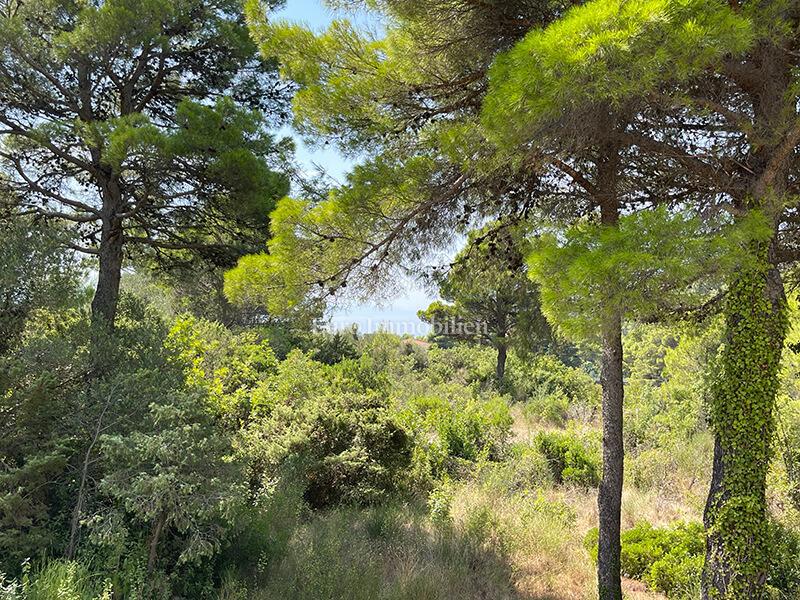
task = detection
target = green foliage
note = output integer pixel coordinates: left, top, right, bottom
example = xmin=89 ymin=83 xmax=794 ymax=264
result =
xmin=765 ymin=520 xmax=800 ymax=598
xmin=5 ymin=560 xmax=112 ymax=600
xmin=0 ymin=216 xmax=85 ymax=353
xmin=418 ymin=224 xmax=555 ymax=378
xmin=507 ymin=354 xmax=600 ymax=422
xmin=224 ymin=154 xmax=453 ymax=316
xmin=310 ymin=328 xmax=360 ymax=365
xmin=703 ymin=244 xmax=790 ymax=597
xmin=427 ymin=480 xmax=455 ymax=527
xmin=425 ymin=344 xmax=497 ymax=390
xmin=527 ymin=207 xmax=770 ymax=341
xmin=397 ymin=395 xmax=512 ymax=482
xmin=476 ymin=443 xmax=553 ymax=495
xmin=586 ymin=519 xmax=800 ymax=599
xmin=623 ymin=322 xmax=721 ymax=452
xmin=521 ymin=389 xmax=570 ymax=427
xmin=536 ymin=430 xmax=600 ymax=487
xmin=218 ymin=482 xmax=307 ymax=583
xmin=166 ymin=314 xmax=277 ymax=422
xmin=482 ymin=0 xmax=753 ymax=150
xmin=94 ymin=390 xmax=246 ymax=571
xmin=245 ymin=351 xmax=413 ymax=508
xmin=619 ymin=522 xmax=704 ymax=593
xmin=0 ymin=297 xmax=176 ymax=573
xmin=0 ymin=0 xmax=292 ymax=327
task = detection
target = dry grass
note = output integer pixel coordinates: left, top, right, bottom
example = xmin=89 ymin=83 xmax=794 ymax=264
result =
xmin=231 ymin=405 xmax=709 ymax=600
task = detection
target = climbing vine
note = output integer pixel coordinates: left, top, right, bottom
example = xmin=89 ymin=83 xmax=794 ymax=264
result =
xmin=705 ymin=242 xmax=788 ymax=598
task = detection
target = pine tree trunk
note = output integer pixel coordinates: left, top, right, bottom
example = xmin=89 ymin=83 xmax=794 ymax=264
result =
xmin=147 ymin=512 xmax=167 ymax=574
xmin=596 ymin=139 xmax=624 ymax=600
xmin=702 ymin=246 xmax=787 ymax=599
xmin=496 ymin=341 xmax=507 ymax=382
xmin=701 ymin=40 xmax=792 ymax=599
xmin=91 ymin=178 xmax=124 ymax=329
xmin=598 ymin=311 xmax=624 ymax=600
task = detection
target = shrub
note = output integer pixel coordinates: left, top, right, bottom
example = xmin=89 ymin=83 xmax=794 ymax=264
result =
xmin=645 ymin=551 xmax=703 ymax=599
xmin=166 ymin=314 xmax=277 ymax=422
xmin=536 ymin=430 xmax=600 ymax=487
xmin=246 ymin=351 xmax=413 ymax=508
xmin=425 ymin=344 xmax=497 ymax=389
xmin=767 ymin=520 xmax=800 ymax=597
xmin=428 ymin=480 xmax=455 ymax=527
xmin=477 ymin=443 xmax=553 ymax=494
xmin=621 ymin=522 xmax=703 ymax=580
xmin=507 ymin=354 xmax=600 ymax=417
xmin=397 ymin=395 xmax=512 ymax=481
xmin=521 ymin=388 xmax=570 ymax=427
xmin=587 ymin=519 xmax=800 ymax=599
xmin=586 ymin=521 xmax=703 ymax=598
xmin=10 ymin=560 xmax=112 ymax=600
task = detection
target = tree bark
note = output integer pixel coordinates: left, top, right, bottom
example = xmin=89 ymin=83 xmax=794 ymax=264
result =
xmin=496 ymin=340 xmax=508 ymax=382
xmin=598 ymin=311 xmax=624 ymax=600
xmin=147 ymin=511 xmax=167 ymax=574
xmin=596 ymin=140 xmax=624 ymax=600
xmin=702 ymin=40 xmax=793 ymax=600
xmin=701 ymin=245 xmax=787 ymax=599
xmin=90 ymin=176 xmax=125 ymax=329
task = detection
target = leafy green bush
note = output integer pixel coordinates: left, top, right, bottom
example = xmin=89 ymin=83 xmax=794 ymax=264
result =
xmin=584 ymin=522 xmax=702 ymax=598
xmin=766 ymin=520 xmax=800 ymax=597
xmin=476 ymin=443 xmax=553 ymax=494
xmin=508 ymin=355 xmax=599 ymax=424
xmin=619 ymin=522 xmax=704 ymax=594
xmin=397 ymin=394 xmax=512 ymax=481
xmin=645 ymin=551 xmax=703 ymax=599
xmin=246 ymin=351 xmax=413 ymax=508
xmin=586 ymin=519 xmax=800 ymax=599
xmin=428 ymin=481 xmax=455 ymax=527
xmin=166 ymin=314 xmax=277 ymax=423
xmin=9 ymin=560 xmax=112 ymax=600
xmin=536 ymin=430 xmax=600 ymax=487
xmin=95 ymin=389 xmax=245 ymax=574
xmin=0 ymin=298 xmax=188 ymax=574
xmin=522 ymin=388 xmax=570 ymax=427
xmin=425 ymin=344 xmax=497 ymax=389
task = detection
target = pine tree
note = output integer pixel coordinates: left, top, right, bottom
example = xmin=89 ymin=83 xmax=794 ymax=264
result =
xmin=0 ymin=0 xmax=291 ymax=327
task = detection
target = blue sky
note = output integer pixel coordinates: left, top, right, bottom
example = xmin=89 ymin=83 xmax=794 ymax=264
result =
xmin=272 ymin=0 xmax=437 ymax=335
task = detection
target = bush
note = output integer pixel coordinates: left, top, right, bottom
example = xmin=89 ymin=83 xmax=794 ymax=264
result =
xmin=476 ymin=443 xmax=553 ymax=494
xmin=2 ymin=560 xmax=113 ymax=600
xmin=586 ymin=519 xmax=800 ymax=599
xmin=536 ymin=430 xmax=600 ymax=487
xmin=166 ymin=314 xmax=277 ymax=422
xmin=645 ymin=552 xmax=703 ymax=599
xmin=521 ymin=388 xmax=570 ymax=427
xmin=586 ymin=521 xmax=703 ymax=598
xmin=507 ymin=354 xmax=600 ymax=418
xmin=397 ymin=394 xmax=512 ymax=481
xmin=425 ymin=344 xmax=497 ymax=389
xmin=623 ymin=522 xmax=704 ymax=578
xmin=767 ymin=520 xmax=800 ymax=597
xmin=246 ymin=351 xmax=413 ymax=508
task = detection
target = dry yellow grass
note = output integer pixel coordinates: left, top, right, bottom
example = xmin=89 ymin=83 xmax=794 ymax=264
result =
xmin=444 ymin=465 xmax=706 ymax=600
